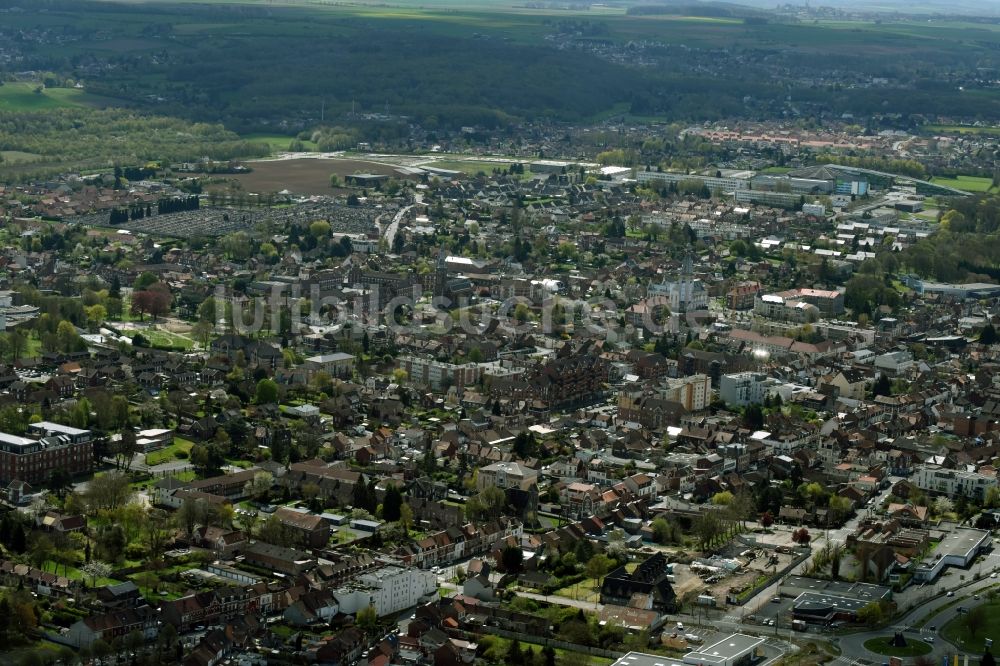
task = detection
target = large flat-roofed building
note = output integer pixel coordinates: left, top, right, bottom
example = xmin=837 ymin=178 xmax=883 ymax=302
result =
xmin=637 ymin=170 xmax=750 ymax=192
xmin=613 ymin=637 xmax=765 ymax=666
xmin=913 ymin=527 xmax=992 ymax=582
xmin=28 ymin=422 xmax=92 ymax=444
xmin=733 ymin=189 xmax=800 ymax=208
xmin=755 ymin=289 xmax=844 ymax=319
xmin=683 ymin=634 xmax=765 ymax=666
xmin=781 ymin=576 xmax=892 ymax=624
xmin=0 ymin=427 xmax=93 ymax=485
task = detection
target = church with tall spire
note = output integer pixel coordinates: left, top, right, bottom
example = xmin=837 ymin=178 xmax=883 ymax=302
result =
xmin=647 ymin=249 xmax=708 ymax=313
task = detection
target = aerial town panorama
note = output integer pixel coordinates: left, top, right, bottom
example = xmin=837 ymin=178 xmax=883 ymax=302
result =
xmin=4 ymin=0 xmax=1000 ymax=666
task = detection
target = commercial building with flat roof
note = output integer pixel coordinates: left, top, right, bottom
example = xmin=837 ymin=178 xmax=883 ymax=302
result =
xmin=782 ymin=576 xmax=892 ymax=624
xmin=683 ymin=634 xmax=765 ymax=666
xmin=913 ymin=527 xmax=992 ymax=582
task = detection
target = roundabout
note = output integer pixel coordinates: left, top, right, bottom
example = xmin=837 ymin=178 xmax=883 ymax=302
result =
xmin=863 ymin=636 xmax=934 ymax=658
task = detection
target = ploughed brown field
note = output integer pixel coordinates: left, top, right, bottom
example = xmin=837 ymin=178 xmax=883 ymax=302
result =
xmin=232 ymin=158 xmax=400 ymax=195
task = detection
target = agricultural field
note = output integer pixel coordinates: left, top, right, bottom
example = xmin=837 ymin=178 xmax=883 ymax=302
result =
xmin=232 ymin=158 xmax=402 ymax=195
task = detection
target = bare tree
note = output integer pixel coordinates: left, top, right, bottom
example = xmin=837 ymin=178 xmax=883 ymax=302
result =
xmin=967 ymin=605 xmax=987 ymax=638
xmin=113 ymin=429 xmax=139 ymax=472
xmin=83 ymin=471 xmax=134 ymax=514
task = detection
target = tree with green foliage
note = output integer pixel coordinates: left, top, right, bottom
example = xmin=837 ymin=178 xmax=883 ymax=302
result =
xmin=465 ymin=485 xmax=506 ymax=521
xmin=856 ymin=600 xmax=885 ymax=627
xmin=501 ymin=544 xmax=524 ymax=574
xmin=981 ymin=323 xmax=999 ymax=345
xmin=255 ymin=378 xmax=279 ymax=405
xmin=133 ymin=271 xmax=158 ymax=291
xmin=585 ymin=553 xmax=614 ymax=590
xmin=382 ymin=484 xmax=403 ymax=522
xmin=506 ymin=638 xmax=523 ymax=665
xmin=356 ymin=604 xmax=378 ymax=635
xmin=872 ymin=374 xmax=891 ymax=398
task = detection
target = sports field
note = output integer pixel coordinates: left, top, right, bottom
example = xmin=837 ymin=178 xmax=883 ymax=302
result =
xmin=929 ymin=175 xmax=995 ymax=193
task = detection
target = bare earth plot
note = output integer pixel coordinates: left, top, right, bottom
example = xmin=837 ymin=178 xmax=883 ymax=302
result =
xmin=233 ymin=158 xmax=402 ymax=195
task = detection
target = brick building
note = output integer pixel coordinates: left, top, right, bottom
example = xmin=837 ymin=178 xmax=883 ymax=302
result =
xmin=0 ymin=424 xmax=93 ymax=485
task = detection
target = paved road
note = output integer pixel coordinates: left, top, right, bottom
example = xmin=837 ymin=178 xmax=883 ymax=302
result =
xmin=100 ymin=454 xmax=193 ymax=476
xmin=837 ymin=569 xmax=1000 ymax=661
xmin=383 ymin=194 xmax=422 ymax=249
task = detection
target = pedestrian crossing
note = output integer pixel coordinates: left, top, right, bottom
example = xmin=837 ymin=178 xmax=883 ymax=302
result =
xmin=833 ymin=657 xmax=867 ymax=666
xmin=722 ymin=614 xmax=741 ymax=623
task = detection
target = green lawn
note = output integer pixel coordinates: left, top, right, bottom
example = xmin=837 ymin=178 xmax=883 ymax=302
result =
xmin=243 ymin=133 xmax=318 ymax=152
xmin=145 ymin=328 xmax=195 ymax=350
xmin=0 ymin=83 xmax=88 ymax=111
xmin=942 ymin=600 xmax=1000 ymax=652
xmin=925 ymin=124 xmax=1000 ymax=136
xmin=553 ymin=581 xmax=600 ymax=603
xmin=125 ymin=326 xmax=195 ymax=351
xmin=41 ymin=560 xmax=120 ymax=588
xmin=480 ymin=634 xmax=613 ymax=666
xmin=145 ymin=437 xmax=195 ymax=466
xmin=863 ymin=636 xmax=933 ymax=657
xmin=929 ymin=175 xmax=995 ymax=192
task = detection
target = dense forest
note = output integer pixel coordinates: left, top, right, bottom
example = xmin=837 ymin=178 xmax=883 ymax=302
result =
xmin=2 ymin=0 xmax=1000 ymax=132
xmin=0 ymin=109 xmax=269 ymax=181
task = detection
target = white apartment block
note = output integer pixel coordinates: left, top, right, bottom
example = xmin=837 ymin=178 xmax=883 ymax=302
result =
xmin=914 ymin=466 xmax=999 ymax=500
xmin=754 ymin=293 xmax=820 ymax=323
xmin=477 ymin=461 xmax=539 ymax=491
xmin=334 ymin=566 xmax=437 ymax=617
xmin=719 ymin=372 xmax=774 ymax=407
